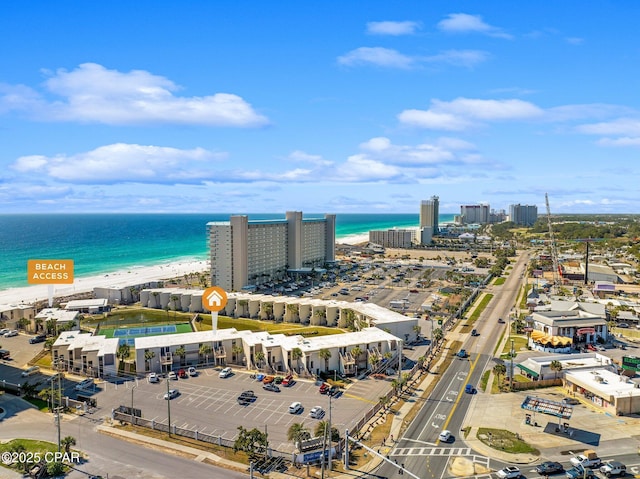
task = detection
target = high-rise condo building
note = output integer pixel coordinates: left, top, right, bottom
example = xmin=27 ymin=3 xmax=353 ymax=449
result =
xmin=207 ymin=211 xmax=336 ymax=291
xmin=509 ymin=204 xmax=538 ymax=226
xmin=460 ymin=204 xmax=490 ymax=224
xmin=419 ymin=196 xmax=439 ymax=244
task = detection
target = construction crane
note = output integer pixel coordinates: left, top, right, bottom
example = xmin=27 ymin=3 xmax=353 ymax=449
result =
xmin=545 ymin=193 xmax=561 ymax=291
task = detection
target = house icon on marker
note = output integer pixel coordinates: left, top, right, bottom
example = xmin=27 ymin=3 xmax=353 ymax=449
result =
xmin=203 ymin=286 xmax=228 ymax=312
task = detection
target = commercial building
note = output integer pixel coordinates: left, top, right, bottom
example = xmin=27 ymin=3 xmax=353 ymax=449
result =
xmin=369 ymin=228 xmax=416 ymax=248
xmin=459 ymin=204 xmax=490 ymax=225
xmin=509 ymin=204 xmax=538 ymax=226
xmin=207 ymin=211 xmax=336 ymax=291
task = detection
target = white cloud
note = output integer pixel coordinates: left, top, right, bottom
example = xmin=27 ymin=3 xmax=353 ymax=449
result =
xmin=11 ymin=143 xmax=227 ymax=184
xmin=366 ymin=21 xmax=421 ymax=36
xmin=398 ymin=97 xmax=543 ymax=130
xmin=337 ymin=47 xmax=414 ymax=69
xmin=287 ymin=150 xmax=333 ymax=166
xmin=338 ymin=47 xmax=488 ymax=70
xmin=597 ymin=137 xmax=640 ymax=147
xmin=0 ymin=63 xmax=269 ymax=127
xmin=424 ymin=50 xmax=490 ymax=68
xmin=437 ymin=13 xmax=513 ymax=39
xmin=336 ymin=154 xmax=402 ymax=181
xmin=576 ymin=118 xmax=640 ymax=136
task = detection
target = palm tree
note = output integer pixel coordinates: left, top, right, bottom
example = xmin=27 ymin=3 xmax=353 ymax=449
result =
xmin=170 ymin=295 xmax=180 ymax=316
xmin=255 ymin=351 xmax=265 ymax=369
xmin=61 ymin=436 xmax=76 ymax=453
xmin=315 ymin=421 xmax=339 ymax=442
xmin=286 ymin=303 xmax=299 ymax=322
xmin=368 ymin=354 xmax=380 ymax=371
xmin=231 ymin=345 xmax=244 ymax=364
xmin=433 ymin=328 xmax=444 ymax=344
xmin=493 ymin=363 xmax=507 ymax=386
xmin=550 ymin=360 xmax=563 ymax=379
xmin=290 ymin=347 xmax=303 ymax=372
xmin=117 ymin=343 xmax=131 ymax=362
xmin=262 ymin=302 xmax=274 ymax=321
xmin=174 ymin=346 xmax=187 ymax=366
xmin=413 ymin=324 xmax=422 ymax=339
xmin=199 ymin=344 xmax=213 ymax=365
xmin=379 ymin=395 xmax=391 ymax=412
xmin=318 ymin=348 xmax=332 ymax=372
xmin=314 ymin=309 xmax=327 ymax=326
xmin=287 ymin=423 xmax=310 ymax=450
xmin=144 ymin=350 xmax=156 ymax=371
xmin=237 ymin=300 xmax=249 ymax=318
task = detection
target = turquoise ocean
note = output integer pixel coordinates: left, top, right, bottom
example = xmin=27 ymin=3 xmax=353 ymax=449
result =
xmin=0 ymin=213 xmax=454 ymax=291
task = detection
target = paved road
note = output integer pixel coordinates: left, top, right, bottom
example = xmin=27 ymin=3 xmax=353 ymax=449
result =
xmin=0 ymin=394 xmax=249 ymax=479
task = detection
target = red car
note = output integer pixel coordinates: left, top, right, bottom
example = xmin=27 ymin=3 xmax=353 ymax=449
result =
xmin=282 ymin=375 xmax=295 ymax=387
xmin=319 ymin=383 xmax=330 ymax=394
xmin=586 ymin=344 xmax=597 ymax=351
xmin=178 ymin=368 xmax=188 ymax=378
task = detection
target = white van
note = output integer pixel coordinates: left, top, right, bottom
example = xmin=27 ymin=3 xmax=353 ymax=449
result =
xmin=288 ymin=401 xmax=303 ymax=414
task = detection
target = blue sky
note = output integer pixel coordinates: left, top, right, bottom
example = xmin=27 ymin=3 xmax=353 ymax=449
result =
xmin=1 ymin=1 xmax=640 ymax=215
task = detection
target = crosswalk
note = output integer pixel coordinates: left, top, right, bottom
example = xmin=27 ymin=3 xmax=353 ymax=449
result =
xmin=394 ymin=446 xmax=472 ymax=457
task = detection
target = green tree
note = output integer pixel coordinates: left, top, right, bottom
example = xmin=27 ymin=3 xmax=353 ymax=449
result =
xmin=144 ymin=349 xmax=156 ymax=371
xmin=315 ymin=421 xmax=340 ymax=442
xmin=550 ymin=360 xmax=563 ymax=379
xmin=61 ymin=435 xmax=76 ymax=453
xmin=318 ymin=348 xmax=332 ymax=372
xmin=433 ymin=328 xmax=444 ymax=344
xmin=199 ymin=343 xmax=212 ymax=365
xmin=233 ymin=426 xmax=268 ymax=458
xmin=493 ymin=363 xmax=507 ymax=385
xmin=255 ymin=351 xmax=265 ymax=368
xmin=290 ymin=347 xmax=303 ymax=371
xmin=117 ymin=343 xmax=131 ymax=362
xmin=20 ymin=381 xmax=39 ymax=399
xmin=174 ymin=346 xmax=187 ymax=366
xmin=287 ymin=422 xmax=310 ymax=450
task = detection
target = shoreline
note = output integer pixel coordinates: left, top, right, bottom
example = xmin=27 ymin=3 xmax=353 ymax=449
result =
xmin=0 ymin=235 xmax=373 ymax=306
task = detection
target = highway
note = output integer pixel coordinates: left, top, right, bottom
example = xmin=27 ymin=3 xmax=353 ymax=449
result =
xmin=375 ymin=250 xmax=531 ymax=478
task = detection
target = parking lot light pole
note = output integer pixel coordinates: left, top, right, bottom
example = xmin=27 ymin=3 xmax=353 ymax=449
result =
xmin=131 ymin=384 xmax=137 ymax=425
xmin=166 ymin=376 xmax=171 ymax=437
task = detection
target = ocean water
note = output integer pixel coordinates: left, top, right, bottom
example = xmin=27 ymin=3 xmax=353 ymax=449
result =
xmin=0 ymin=213 xmax=454 ymax=291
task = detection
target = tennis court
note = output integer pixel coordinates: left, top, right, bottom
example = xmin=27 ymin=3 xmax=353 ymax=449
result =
xmin=99 ymin=323 xmax=193 ymax=346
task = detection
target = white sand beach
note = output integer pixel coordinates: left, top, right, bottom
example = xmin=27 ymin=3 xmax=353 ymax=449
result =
xmin=0 ymin=259 xmax=210 ymax=306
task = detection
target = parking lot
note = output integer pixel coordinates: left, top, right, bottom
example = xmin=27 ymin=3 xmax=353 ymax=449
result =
xmin=93 ymin=366 xmax=393 ymax=452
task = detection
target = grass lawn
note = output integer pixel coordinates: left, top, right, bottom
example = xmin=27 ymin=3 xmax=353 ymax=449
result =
xmin=493 ymin=277 xmax=506 ymax=286
xmin=501 ymin=335 xmax=528 ymax=356
xmin=477 ymin=428 xmax=539 ymax=455
xmin=0 ymin=439 xmax=66 ymax=475
xmin=199 ymin=315 xmax=345 ymax=336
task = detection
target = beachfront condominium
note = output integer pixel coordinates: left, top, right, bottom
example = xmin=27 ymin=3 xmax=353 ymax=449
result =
xmin=419 ymin=196 xmax=439 ymax=244
xmin=460 ymin=204 xmax=490 ymax=225
xmin=509 ymin=204 xmax=538 ymax=226
xmin=369 ymin=228 xmax=416 ymax=249
xmin=207 ymin=211 xmax=336 ymax=291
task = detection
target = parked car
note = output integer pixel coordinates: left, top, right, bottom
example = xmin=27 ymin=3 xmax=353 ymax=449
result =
xmin=536 ymin=461 xmax=564 ymax=475
xmin=262 ymin=375 xmax=275 ymax=384
xmin=237 ymin=390 xmax=257 ymax=405
xmin=164 ymin=389 xmax=180 ymax=400
xmin=319 ymin=383 xmax=330 ymax=394
xmin=0 ymin=349 xmax=11 ymax=360
xmin=75 ymin=378 xmax=94 ymax=391
xmin=617 ymin=323 xmax=629 ymax=328
xmin=187 ymin=367 xmax=198 ymax=377
xmin=0 ymin=328 xmax=9 ymax=336
xmin=562 ymin=397 xmax=580 ymax=405
xmin=309 ymin=406 xmax=325 ymax=419
xmin=3 ymin=330 xmax=18 ymax=337
xmin=288 ymin=401 xmax=303 ymax=414
xmin=178 ymin=369 xmax=188 ymax=378
xmin=21 ymin=366 xmax=40 ymax=377
xmin=148 ymin=372 xmax=160 ymax=383
xmin=219 ymin=367 xmax=232 ymax=378
xmin=328 ymin=385 xmax=340 ymax=397
xmin=168 ymin=371 xmax=178 ymax=380
xmin=29 ymin=334 xmax=47 ymax=344
xmin=586 ymin=344 xmax=597 ymax=351
xmin=263 ymin=383 xmax=280 ymax=393
xmin=600 ymin=461 xmax=627 ymax=477
xmin=438 ymin=430 xmax=452 ymax=443
xmin=282 ymin=375 xmax=295 ymax=387
xmin=497 ymin=466 xmax=521 ymax=479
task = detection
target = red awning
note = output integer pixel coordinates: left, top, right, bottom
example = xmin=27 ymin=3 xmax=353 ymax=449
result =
xmin=577 ymin=327 xmax=596 ymax=335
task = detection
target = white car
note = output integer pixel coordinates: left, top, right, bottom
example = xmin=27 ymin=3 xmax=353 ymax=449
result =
xmin=438 ymin=429 xmax=452 ymax=443
xmin=4 ymin=330 xmax=18 ymax=337
xmin=497 ymin=466 xmax=521 ymax=479
xmin=75 ymin=378 xmax=94 ymax=391
xmin=187 ymin=367 xmax=198 ymax=377
xmin=309 ymin=406 xmax=325 ymax=419
xmin=148 ymin=372 xmax=160 ymax=383
xmin=0 ymin=328 xmax=9 ymax=335
xmin=21 ymin=366 xmax=40 ymax=377
xmin=219 ymin=367 xmax=232 ymax=378
xmin=164 ymin=389 xmax=180 ymax=400
xmin=288 ymin=401 xmax=303 ymax=414
xmin=168 ymin=371 xmax=178 ymax=380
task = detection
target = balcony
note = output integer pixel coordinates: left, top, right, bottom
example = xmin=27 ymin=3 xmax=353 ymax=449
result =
xmin=160 ymin=353 xmax=173 ymax=365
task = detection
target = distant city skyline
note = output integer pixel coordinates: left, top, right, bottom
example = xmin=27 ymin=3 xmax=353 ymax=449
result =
xmin=2 ymin=2 xmax=640 ymax=214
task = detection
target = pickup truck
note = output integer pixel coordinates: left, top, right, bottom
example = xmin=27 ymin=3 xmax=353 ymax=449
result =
xmin=570 ymin=450 xmax=601 ymax=468
xmin=600 ymin=461 xmax=627 ymax=477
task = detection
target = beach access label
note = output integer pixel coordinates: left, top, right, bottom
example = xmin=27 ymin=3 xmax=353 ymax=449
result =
xmin=202 ymin=286 xmax=228 ymax=312
xmin=27 ymin=259 xmax=74 ymax=284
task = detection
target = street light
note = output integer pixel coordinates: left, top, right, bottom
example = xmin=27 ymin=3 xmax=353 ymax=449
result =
xmin=131 ymin=383 xmax=138 ymax=425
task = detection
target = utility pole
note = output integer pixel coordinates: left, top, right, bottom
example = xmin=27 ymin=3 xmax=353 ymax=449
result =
xmin=131 ymin=384 xmax=137 ymax=425
xmin=166 ymin=376 xmax=171 ymax=437
xmin=510 ymin=339 xmax=515 ymax=391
